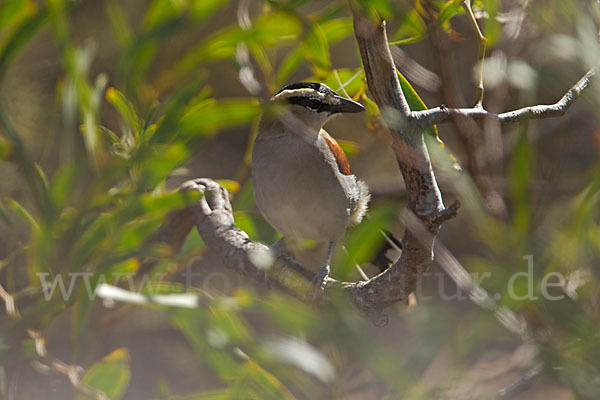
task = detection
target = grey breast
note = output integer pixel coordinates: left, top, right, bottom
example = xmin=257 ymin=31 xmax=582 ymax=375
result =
xmin=252 ymin=133 xmax=351 ymax=242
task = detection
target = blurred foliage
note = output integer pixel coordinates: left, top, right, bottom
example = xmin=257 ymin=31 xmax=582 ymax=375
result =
xmin=0 ymin=0 xmax=599 ymax=399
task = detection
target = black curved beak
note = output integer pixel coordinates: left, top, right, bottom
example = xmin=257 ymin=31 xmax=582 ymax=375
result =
xmin=331 ymin=95 xmax=365 ymax=114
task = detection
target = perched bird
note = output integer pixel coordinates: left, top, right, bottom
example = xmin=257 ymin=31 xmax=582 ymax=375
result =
xmin=251 ymin=82 xmax=370 ymax=289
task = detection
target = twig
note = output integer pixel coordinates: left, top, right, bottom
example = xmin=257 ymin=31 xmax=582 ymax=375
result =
xmin=413 ymin=67 xmax=597 ymax=128
xmin=462 ymin=0 xmax=487 ymax=106
xmin=27 ymin=330 xmax=108 ymax=400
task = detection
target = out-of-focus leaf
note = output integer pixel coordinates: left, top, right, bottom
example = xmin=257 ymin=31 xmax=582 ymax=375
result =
xmin=97 ymin=124 xmax=121 ymax=145
xmin=6 ymin=199 xmax=39 ymax=231
xmin=75 ymin=348 xmax=131 ymax=400
xmin=395 ymin=9 xmax=427 ymax=42
xmin=104 ymin=0 xmax=131 ymax=46
xmin=438 ymin=0 xmax=464 ymax=27
xmin=276 ymin=47 xmax=304 ymax=86
xmin=215 ymin=179 xmax=240 ymax=195
xmin=319 ymin=17 xmax=353 ymax=42
xmin=0 ymin=0 xmax=34 ymax=28
xmin=209 ymin=306 xmax=252 ymax=344
xmin=153 ymin=389 xmax=232 ymax=400
xmin=190 ymin=0 xmax=229 ymax=20
xmin=334 ymin=202 xmax=396 ymax=280
xmin=106 ymin=87 xmax=140 ymax=135
xmin=143 ymin=0 xmax=184 ymax=29
xmin=234 ymin=211 xmax=257 ymax=239
xmin=509 ymin=122 xmax=533 ymax=239
xmin=50 ymin=163 xmax=78 ymax=209
xmin=180 ymin=99 xmax=262 ymax=137
xmin=302 ymin=21 xmax=330 ymax=77
xmin=176 ymin=12 xmax=301 ymax=77
xmin=231 ymin=360 xmax=296 ymax=400
xmin=481 ymin=0 xmax=501 ymax=46
xmin=0 ymin=137 xmax=12 ymax=158
xmin=355 ymin=0 xmax=393 ymax=19
xmin=171 ymin=308 xmax=241 ymax=380
xmin=139 ymin=190 xmax=203 ymax=214
xmin=0 ymin=6 xmax=47 ymax=76
xmin=336 ymin=139 xmax=360 ymax=157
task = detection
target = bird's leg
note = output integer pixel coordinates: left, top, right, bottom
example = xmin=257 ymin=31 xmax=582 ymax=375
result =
xmin=311 ymin=240 xmax=336 ymax=297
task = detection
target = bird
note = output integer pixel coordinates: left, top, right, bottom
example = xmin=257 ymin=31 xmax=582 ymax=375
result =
xmin=251 ymin=82 xmax=370 ymax=290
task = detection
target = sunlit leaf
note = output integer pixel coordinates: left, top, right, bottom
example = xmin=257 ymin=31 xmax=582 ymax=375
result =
xmin=319 ymin=17 xmax=353 ymax=43
xmin=190 ymin=0 xmax=230 ymax=21
xmin=481 ymin=0 xmax=501 ymax=46
xmin=176 ymin=12 xmax=301 ymax=77
xmin=106 ymin=87 xmax=140 ymax=135
xmin=333 ymin=202 xmax=396 ymax=280
xmin=302 ymin=20 xmax=330 ymax=77
xmin=396 ymin=71 xmax=440 ymax=142
xmin=215 ymin=179 xmax=241 ymax=195
xmin=336 ymin=139 xmax=360 ymax=157
xmin=75 ymin=348 xmax=131 ymax=400
xmin=276 ymin=47 xmax=304 ymax=86
xmin=438 ymin=0 xmax=464 ymax=27
xmin=179 ymin=99 xmax=262 ymax=137
xmin=0 ymin=6 xmax=47 ymax=76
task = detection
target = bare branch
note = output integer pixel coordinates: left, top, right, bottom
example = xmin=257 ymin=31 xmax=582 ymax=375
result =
xmin=413 ymin=67 xmax=597 ymax=128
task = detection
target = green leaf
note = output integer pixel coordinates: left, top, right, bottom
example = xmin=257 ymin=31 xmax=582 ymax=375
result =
xmin=276 ymin=47 xmax=304 ymax=86
xmin=143 ymin=0 xmax=184 ymax=29
xmin=0 ymin=6 xmax=48 ymax=77
xmin=509 ymin=122 xmax=533 ymax=239
xmin=336 ymin=139 xmax=360 ymax=157
xmin=105 ymin=0 xmax=132 ymax=46
xmin=481 ymin=0 xmax=501 ymax=46
xmin=175 ymin=12 xmax=301 ymax=77
xmin=153 ymin=389 xmax=232 ymax=400
xmin=438 ymin=0 xmax=464 ymax=27
xmin=189 ymin=0 xmax=230 ymax=20
xmin=333 ymin=203 xmax=396 ymax=280
xmin=75 ymin=348 xmax=131 ymax=400
xmin=179 ymin=99 xmax=262 ymax=137
xmin=5 ymin=198 xmax=39 ymax=231
xmin=319 ymin=17 xmax=353 ymax=42
xmin=396 ymin=71 xmax=440 ymax=142
xmin=301 ymin=20 xmax=330 ymax=77
xmin=231 ymin=360 xmax=296 ymax=400
xmin=0 ymin=0 xmax=34 ymax=28
xmin=105 ymin=87 xmax=140 ymax=135
xmin=397 ymin=9 xmax=427 ymax=41
xmin=139 ymin=190 xmax=203 ymax=214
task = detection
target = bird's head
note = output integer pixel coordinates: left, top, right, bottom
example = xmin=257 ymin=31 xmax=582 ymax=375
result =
xmin=269 ymin=82 xmax=365 ymax=130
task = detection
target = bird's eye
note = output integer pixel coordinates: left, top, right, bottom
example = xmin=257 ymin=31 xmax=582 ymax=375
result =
xmin=304 ymin=99 xmax=323 ymax=111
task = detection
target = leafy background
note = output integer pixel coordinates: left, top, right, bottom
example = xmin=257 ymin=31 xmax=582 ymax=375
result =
xmin=1 ymin=0 xmax=599 ymax=399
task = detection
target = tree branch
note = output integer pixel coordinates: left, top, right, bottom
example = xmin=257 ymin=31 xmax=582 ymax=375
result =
xmin=413 ymin=67 xmax=597 ymax=128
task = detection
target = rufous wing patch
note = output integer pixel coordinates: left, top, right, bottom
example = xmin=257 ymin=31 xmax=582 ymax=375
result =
xmin=323 ymin=132 xmax=351 ymax=175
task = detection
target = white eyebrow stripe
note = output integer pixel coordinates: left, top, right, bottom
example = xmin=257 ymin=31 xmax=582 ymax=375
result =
xmin=271 ymin=88 xmax=325 ymax=101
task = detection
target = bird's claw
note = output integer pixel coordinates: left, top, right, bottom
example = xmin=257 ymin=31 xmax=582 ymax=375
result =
xmin=311 ymin=264 xmax=330 ymax=301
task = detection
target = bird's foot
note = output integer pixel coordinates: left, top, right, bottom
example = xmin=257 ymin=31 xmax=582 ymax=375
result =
xmin=311 ymin=264 xmax=330 ymax=301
